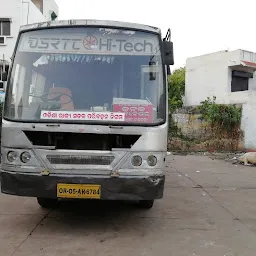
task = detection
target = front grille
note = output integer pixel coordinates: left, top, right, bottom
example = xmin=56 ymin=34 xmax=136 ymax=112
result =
xmin=23 ymin=131 xmax=141 ymax=150
xmin=47 ymin=155 xmax=114 ymax=165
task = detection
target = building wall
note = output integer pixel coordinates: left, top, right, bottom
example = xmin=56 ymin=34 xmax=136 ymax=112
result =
xmin=31 ymin=0 xmax=41 ymax=10
xmin=0 ymin=0 xmax=22 ymax=60
xmin=186 ymin=50 xmax=238 ymax=106
xmin=0 ymin=0 xmax=58 ymax=61
xmin=241 ymin=100 xmax=256 ymax=150
xmin=172 ymin=112 xmax=210 ymax=141
xmin=185 ymin=49 xmax=256 ymax=150
xmin=21 ymin=1 xmax=46 ymax=27
xmin=170 ymin=108 xmax=243 ymax=152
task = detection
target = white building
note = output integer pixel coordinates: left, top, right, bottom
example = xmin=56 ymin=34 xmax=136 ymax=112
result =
xmin=185 ymin=49 xmax=256 ymax=150
xmin=0 ymin=0 xmax=59 ymax=90
xmin=185 ymin=49 xmax=256 ymax=106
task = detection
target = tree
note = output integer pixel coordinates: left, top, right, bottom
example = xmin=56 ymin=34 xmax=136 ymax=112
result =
xmin=168 ymin=67 xmax=185 ymax=113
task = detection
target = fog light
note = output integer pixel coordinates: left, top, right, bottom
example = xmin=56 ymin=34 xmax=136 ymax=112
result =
xmin=7 ymin=151 xmax=17 ymax=162
xmin=20 ymin=152 xmax=31 ymax=163
xmin=147 ymin=155 xmax=157 ymax=166
xmin=131 ymin=155 xmax=142 ymax=167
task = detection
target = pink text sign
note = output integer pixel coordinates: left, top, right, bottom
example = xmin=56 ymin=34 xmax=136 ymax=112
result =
xmin=113 ymin=104 xmax=153 ymax=123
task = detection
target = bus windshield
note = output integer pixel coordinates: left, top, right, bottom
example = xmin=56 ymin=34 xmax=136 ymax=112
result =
xmin=4 ymin=27 xmax=165 ymax=125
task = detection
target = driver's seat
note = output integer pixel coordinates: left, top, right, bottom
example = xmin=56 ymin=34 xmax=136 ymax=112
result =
xmin=48 ymin=87 xmax=74 ymax=111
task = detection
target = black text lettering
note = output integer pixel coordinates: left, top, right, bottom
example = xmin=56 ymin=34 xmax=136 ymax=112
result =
xmin=38 ymin=38 xmax=49 ymax=49
xmin=72 ymin=39 xmax=81 ymax=50
xmin=61 ymin=39 xmax=71 ymax=50
xmin=51 ymin=38 xmax=60 ymax=49
xmin=99 ymin=39 xmax=109 ymax=51
xmin=134 ymin=42 xmax=143 ymax=52
xmin=28 ymin=37 xmax=38 ymax=48
xmin=116 ymin=39 xmax=126 ymax=51
xmin=144 ymin=40 xmax=153 ymax=53
xmin=124 ymin=42 xmax=133 ymax=52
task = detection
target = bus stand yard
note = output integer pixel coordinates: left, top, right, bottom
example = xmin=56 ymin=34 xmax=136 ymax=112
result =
xmin=1 ymin=154 xmax=256 ymax=256
xmin=0 ymin=19 xmax=256 ymax=256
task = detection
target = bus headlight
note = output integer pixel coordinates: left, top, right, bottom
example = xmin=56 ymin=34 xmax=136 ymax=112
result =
xmin=147 ymin=155 xmax=157 ymax=166
xmin=20 ymin=152 xmax=31 ymax=163
xmin=131 ymin=155 xmax=142 ymax=167
xmin=7 ymin=151 xmax=18 ymax=162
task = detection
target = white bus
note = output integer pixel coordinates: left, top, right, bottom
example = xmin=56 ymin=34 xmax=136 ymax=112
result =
xmin=1 ymin=19 xmax=174 ymax=209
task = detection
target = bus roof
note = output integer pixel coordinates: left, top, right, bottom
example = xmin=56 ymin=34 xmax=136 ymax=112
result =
xmin=19 ymin=19 xmax=161 ymax=34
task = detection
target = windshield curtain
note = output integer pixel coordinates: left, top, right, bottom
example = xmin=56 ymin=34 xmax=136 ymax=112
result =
xmin=4 ymin=27 xmax=166 ymax=125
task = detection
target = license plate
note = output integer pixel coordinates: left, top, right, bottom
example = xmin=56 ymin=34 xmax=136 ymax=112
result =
xmin=57 ymin=184 xmax=101 ymax=199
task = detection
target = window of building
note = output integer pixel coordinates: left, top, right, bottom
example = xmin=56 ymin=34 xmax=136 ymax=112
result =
xmin=0 ymin=37 xmax=4 ymax=44
xmin=231 ymin=70 xmax=253 ymax=92
xmin=0 ymin=18 xmax=11 ymax=36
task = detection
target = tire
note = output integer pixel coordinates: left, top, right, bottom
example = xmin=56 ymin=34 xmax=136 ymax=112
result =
xmin=37 ymin=197 xmax=58 ymax=209
xmin=138 ymin=200 xmax=154 ymax=209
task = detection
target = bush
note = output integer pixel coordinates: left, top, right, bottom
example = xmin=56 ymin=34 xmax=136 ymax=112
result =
xmin=168 ymin=67 xmax=185 ymax=114
xmin=198 ymin=96 xmax=242 ymax=136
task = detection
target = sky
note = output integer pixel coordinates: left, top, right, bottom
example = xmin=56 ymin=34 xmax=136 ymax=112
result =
xmin=55 ymin=0 xmax=256 ymax=69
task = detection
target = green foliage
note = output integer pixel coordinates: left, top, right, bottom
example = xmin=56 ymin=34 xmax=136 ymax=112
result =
xmin=198 ymin=96 xmax=242 ymax=133
xmin=168 ymin=67 xmax=185 ymax=139
xmin=168 ymin=67 xmax=185 ymax=114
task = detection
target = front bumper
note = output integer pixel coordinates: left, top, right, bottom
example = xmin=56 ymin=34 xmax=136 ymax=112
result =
xmin=0 ymin=171 xmax=165 ymax=200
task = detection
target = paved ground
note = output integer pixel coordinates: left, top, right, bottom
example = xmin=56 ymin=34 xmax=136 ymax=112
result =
xmin=1 ymin=155 xmax=256 ymax=256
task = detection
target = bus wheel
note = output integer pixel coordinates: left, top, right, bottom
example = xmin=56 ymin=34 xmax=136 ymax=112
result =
xmin=37 ymin=197 xmax=58 ymax=209
xmin=138 ymin=200 xmax=154 ymax=209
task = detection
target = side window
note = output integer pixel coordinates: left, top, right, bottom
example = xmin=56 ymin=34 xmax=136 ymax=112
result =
xmin=0 ymin=18 xmax=11 ymax=36
xmin=0 ymin=18 xmax=11 ymax=46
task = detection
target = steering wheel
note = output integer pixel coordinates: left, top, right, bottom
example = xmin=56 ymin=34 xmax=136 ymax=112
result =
xmin=30 ymin=92 xmax=73 ymax=105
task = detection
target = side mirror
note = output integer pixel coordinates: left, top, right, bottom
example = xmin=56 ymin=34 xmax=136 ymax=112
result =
xmin=1 ymin=72 xmax=7 ymax=81
xmin=163 ymin=41 xmax=174 ymax=66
